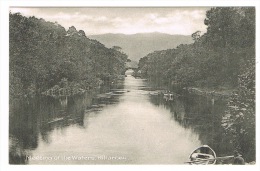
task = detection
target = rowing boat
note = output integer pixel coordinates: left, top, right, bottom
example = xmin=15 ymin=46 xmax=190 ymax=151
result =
xmin=188 ymin=145 xmax=217 ymax=165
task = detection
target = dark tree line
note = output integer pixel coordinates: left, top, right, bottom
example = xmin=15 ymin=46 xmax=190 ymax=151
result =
xmin=138 ymin=7 xmax=254 ymax=90
xmin=10 ymin=12 xmax=128 ymax=98
xmin=137 ymin=7 xmax=255 ymax=161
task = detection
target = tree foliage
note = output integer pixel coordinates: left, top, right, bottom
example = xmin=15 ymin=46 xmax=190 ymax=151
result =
xmin=222 ymin=56 xmax=255 ymax=161
xmin=137 ymin=7 xmax=254 ymax=90
xmin=10 ymin=12 xmax=128 ymax=98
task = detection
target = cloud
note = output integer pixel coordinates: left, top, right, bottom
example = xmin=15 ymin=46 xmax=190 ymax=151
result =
xmin=9 ymin=7 xmax=209 ymax=35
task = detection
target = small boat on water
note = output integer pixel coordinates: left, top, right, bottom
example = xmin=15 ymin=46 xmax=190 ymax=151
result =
xmin=163 ymin=93 xmax=174 ymax=101
xmin=188 ymin=145 xmax=217 ymax=165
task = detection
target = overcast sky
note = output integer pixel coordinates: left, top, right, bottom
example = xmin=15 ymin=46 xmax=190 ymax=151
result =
xmin=10 ymin=7 xmax=210 ymax=35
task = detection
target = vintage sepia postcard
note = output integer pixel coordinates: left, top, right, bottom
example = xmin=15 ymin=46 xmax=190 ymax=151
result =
xmin=1 ymin=1 xmax=259 ymax=171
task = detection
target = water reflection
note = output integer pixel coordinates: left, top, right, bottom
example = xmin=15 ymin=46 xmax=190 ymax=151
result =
xmin=149 ymin=92 xmax=231 ymax=162
xmin=9 ymin=82 xmax=124 ymax=164
xmin=10 ymin=74 xmax=228 ymax=164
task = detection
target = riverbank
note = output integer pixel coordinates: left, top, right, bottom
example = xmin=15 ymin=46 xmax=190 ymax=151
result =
xmin=185 ymin=87 xmax=234 ymax=100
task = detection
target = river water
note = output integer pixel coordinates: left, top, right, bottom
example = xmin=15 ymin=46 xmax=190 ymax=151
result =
xmin=9 ymin=70 xmax=229 ymax=164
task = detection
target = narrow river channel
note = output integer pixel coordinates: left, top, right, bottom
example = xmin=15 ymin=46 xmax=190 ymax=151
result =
xmin=10 ymin=70 xmax=229 ymax=164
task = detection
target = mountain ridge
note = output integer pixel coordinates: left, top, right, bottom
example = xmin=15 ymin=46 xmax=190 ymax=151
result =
xmin=88 ymin=32 xmax=193 ymax=62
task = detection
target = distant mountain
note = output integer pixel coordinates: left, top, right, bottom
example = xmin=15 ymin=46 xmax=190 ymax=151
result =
xmin=88 ymin=32 xmax=194 ymax=62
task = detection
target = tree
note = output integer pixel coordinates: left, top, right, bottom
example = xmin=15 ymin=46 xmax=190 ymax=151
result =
xmin=112 ymin=46 xmax=123 ymax=52
xmin=222 ymin=58 xmax=255 ymax=161
xmin=204 ymin=7 xmax=255 ymax=48
xmin=191 ymin=31 xmax=201 ymax=42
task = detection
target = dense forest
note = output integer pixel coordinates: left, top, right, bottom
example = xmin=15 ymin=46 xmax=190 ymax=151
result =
xmin=10 ymin=12 xmax=128 ymax=99
xmin=136 ymin=7 xmax=255 ymax=161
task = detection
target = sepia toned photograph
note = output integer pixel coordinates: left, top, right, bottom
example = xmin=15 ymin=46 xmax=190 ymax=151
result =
xmin=8 ymin=6 xmax=255 ymax=166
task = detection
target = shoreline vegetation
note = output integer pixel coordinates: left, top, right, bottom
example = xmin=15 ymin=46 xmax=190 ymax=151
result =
xmin=10 ymin=12 xmax=128 ymax=99
xmin=183 ymin=87 xmax=233 ymax=103
xmin=134 ymin=7 xmax=255 ymax=162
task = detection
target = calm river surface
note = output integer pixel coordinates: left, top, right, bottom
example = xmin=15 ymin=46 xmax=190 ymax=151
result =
xmin=9 ymin=70 xmax=228 ymax=164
